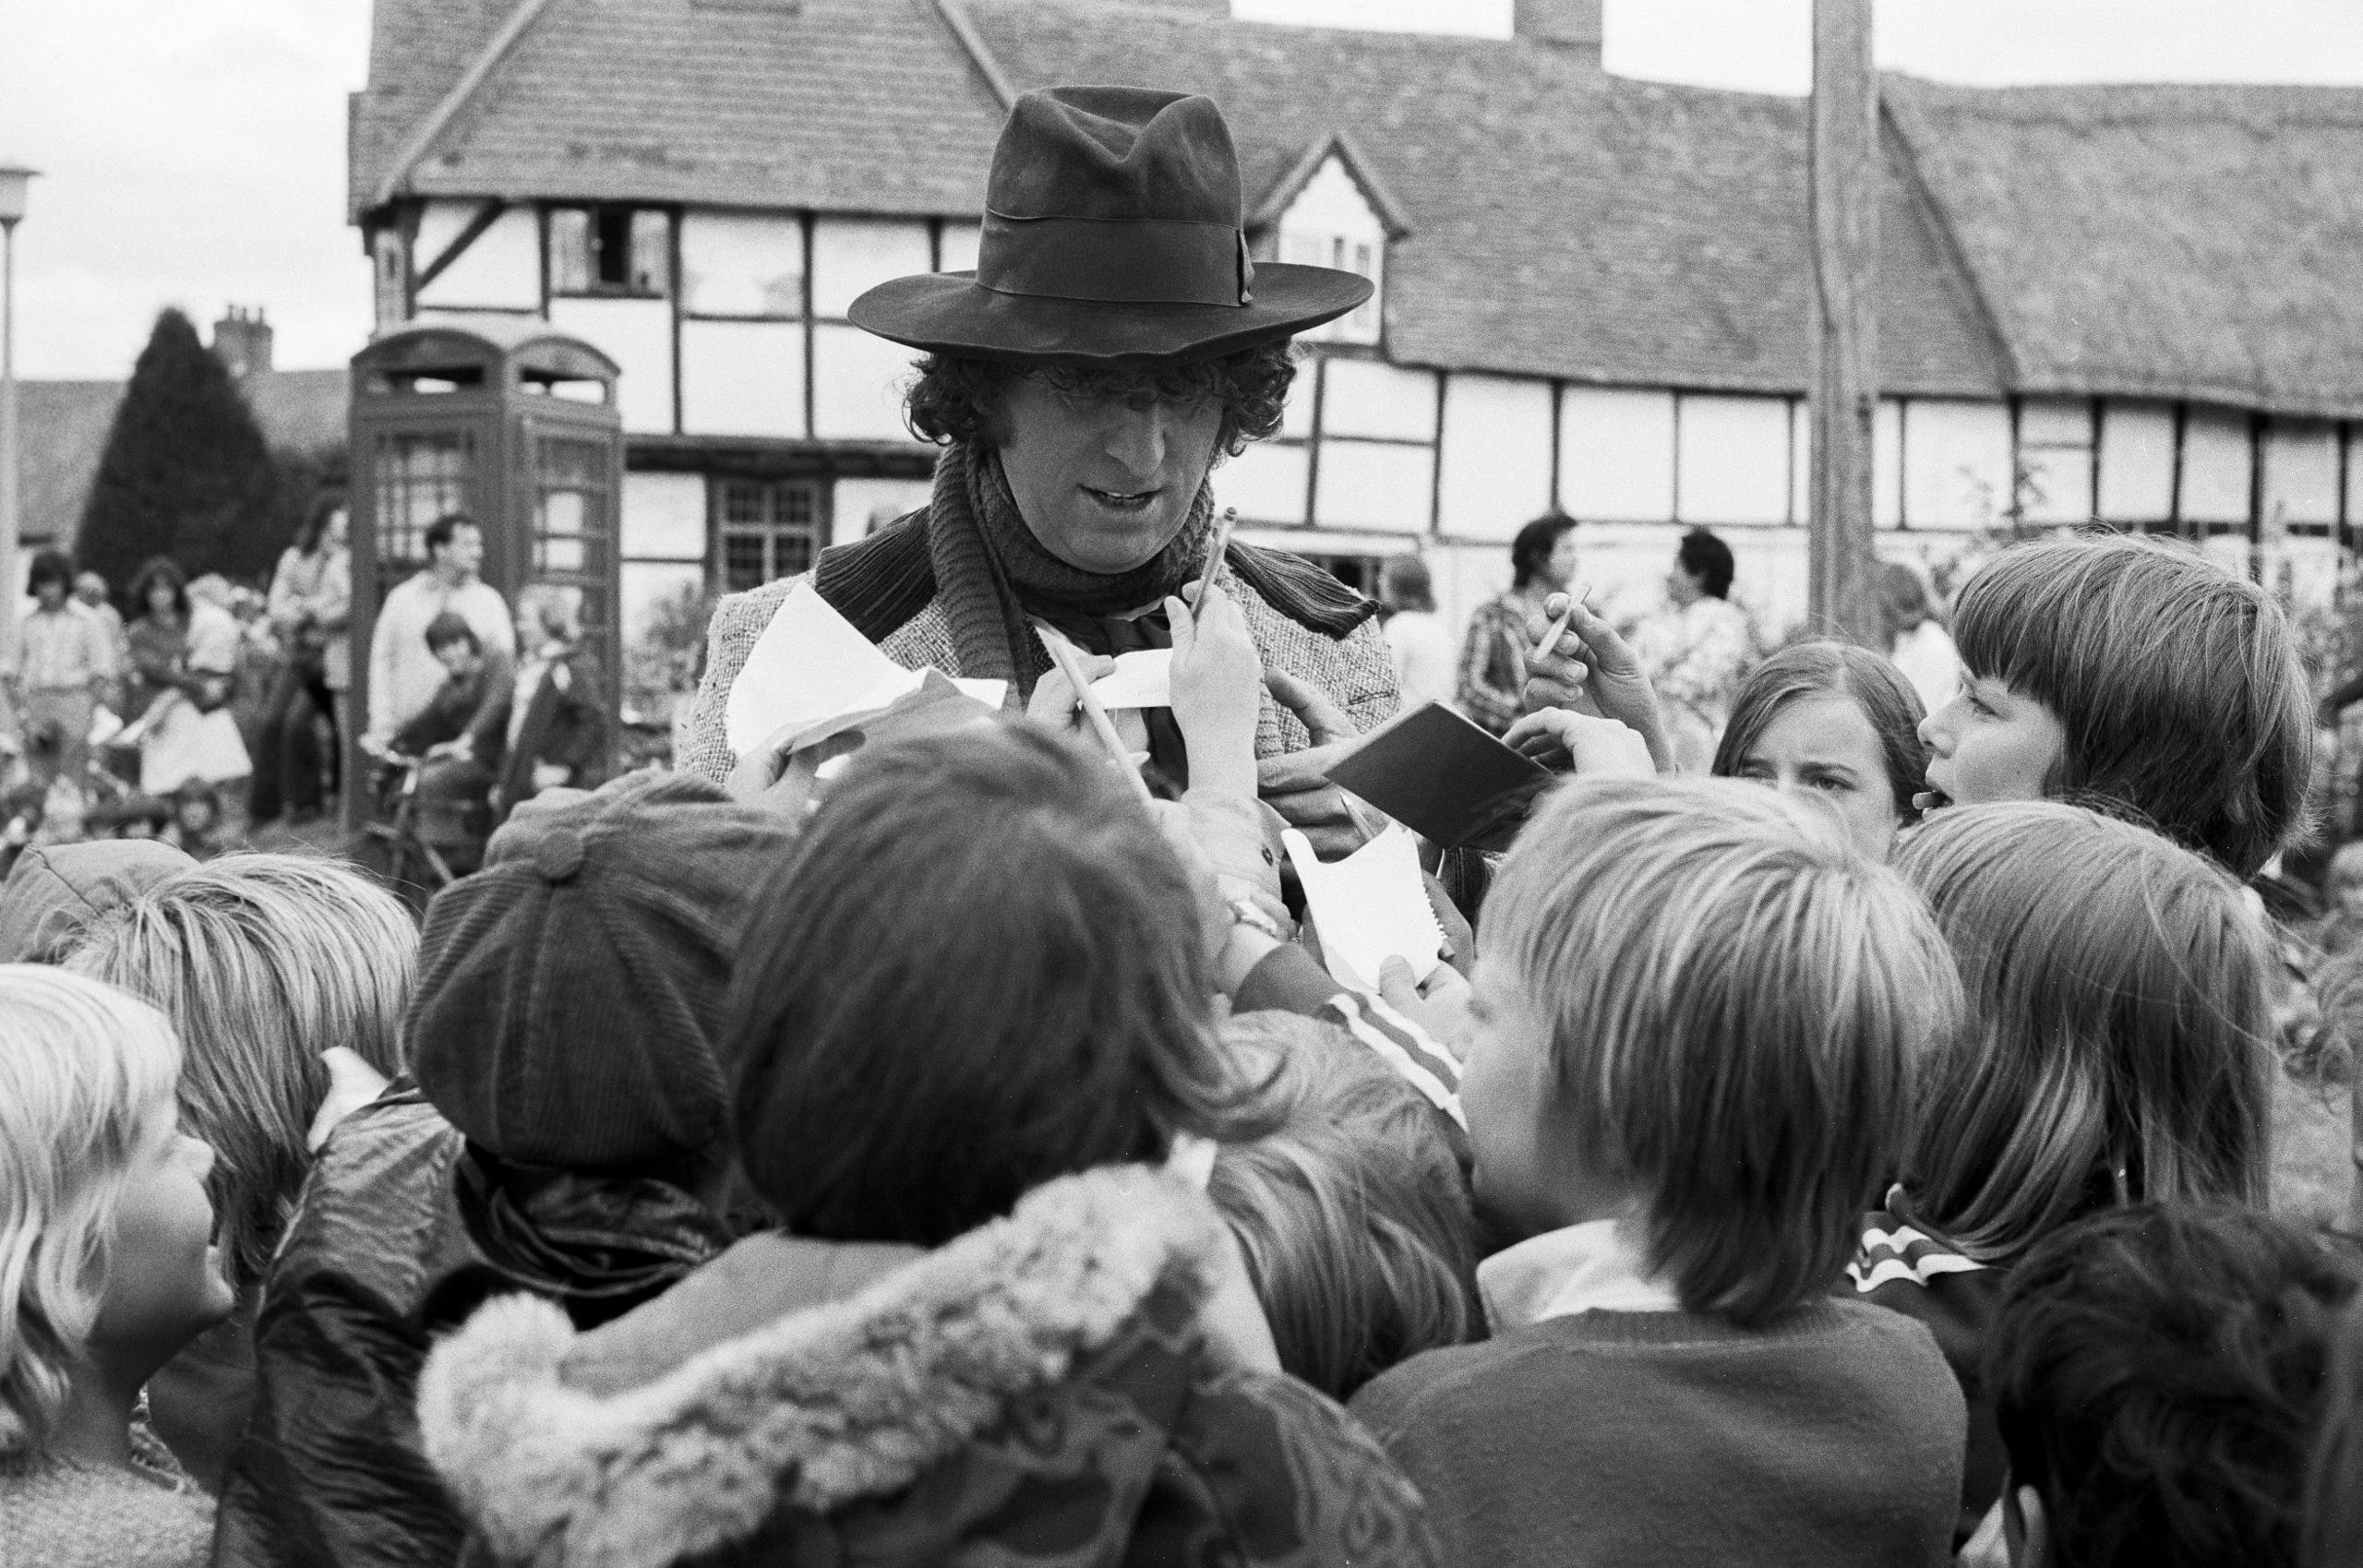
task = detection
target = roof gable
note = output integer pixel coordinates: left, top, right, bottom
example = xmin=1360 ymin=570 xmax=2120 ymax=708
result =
xmin=1252 ymin=133 xmax=1412 ymax=238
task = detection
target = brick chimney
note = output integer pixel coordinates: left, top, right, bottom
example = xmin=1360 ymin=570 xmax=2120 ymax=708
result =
xmin=211 ymin=305 xmax=273 ymax=377
xmin=1514 ymin=0 xmax=1602 ymax=62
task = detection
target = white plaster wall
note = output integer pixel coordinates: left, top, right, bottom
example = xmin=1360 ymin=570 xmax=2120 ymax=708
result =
xmin=939 ymin=222 xmax=982 ymax=273
xmin=811 ymin=323 xmax=922 ymax=441
xmin=810 ymin=218 xmax=933 ymax=318
xmin=1436 ymin=373 xmax=1553 ymax=542
xmin=1873 ymin=398 xmax=1903 ymax=528
xmin=1216 ymin=442 xmax=1310 ymax=525
xmin=833 ymin=477 xmax=932 ymax=541
xmin=414 ymin=203 xmax=541 ymax=312
xmin=1278 ymin=158 xmax=1385 ymax=343
xmin=2097 ymin=401 xmax=2176 ymax=522
xmin=1282 ymin=360 xmax=1316 ymax=439
xmin=1676 ymin=395 xmax=1790 ymax=525
xmin=2351 ymin=436 xmax=2363 ymax=528
xmin=2019 ymin=396 xmax=2094 ymax=524
xmin=2264 ymin=418 xmax=2340 ymax=526
xmin=548 ymin=297 xmax=675 ymax=434
xmin=1904 ymin=400 xmax=2013 ymax=530
xmin=621 ymin=471 xmax=707 ymax=562
xmin=680 ymin=319 xmax=805 ymax=438
xmin=2181 ymin=407 xmax=2253 ymax=523
xmin=1560 ymin=388 xmax=1674 ymax=522
xmin=1314 ymin=439 xmax=1433 ymax=533
xmin=680 ymin=212 xmax=803 ymax=317
xmin=1321 ymin=359 xmax=1436 ymax=441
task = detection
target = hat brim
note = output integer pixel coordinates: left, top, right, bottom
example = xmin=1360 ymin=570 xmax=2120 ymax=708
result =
xmin=846 ymin=263 xmax=1375 ymax=365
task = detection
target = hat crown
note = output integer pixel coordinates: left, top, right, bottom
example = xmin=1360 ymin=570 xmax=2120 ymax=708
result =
xmin=990 ymin=87 xmax=1241 ymax=226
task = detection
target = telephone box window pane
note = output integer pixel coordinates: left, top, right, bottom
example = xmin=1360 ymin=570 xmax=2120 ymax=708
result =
xmin=716 ymin=478 xmax=822 ymax=592
xmin=374 ymin=431 xmax=474 ymax=569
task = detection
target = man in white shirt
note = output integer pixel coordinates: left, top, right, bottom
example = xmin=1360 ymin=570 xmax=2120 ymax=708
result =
xmin=365 ymin=514 xmax=515 ymax=746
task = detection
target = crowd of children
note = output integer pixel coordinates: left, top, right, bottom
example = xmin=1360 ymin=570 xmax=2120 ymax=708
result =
xmin=1 ymin=530 xmax=2360 ymax=1568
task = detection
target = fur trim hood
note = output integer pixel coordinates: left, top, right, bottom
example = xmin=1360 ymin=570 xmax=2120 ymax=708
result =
xmin=417 ymin=1165 xmax=1229 ymax=1568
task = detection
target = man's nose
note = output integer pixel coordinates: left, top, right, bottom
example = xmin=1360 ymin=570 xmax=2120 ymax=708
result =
xmin=1103 ymin=402 xmax=1171 ymax=473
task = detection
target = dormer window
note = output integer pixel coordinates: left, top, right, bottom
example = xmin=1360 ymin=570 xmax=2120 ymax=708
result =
xmin=547 ymin=206 xmax=672 ymax=297
xmin=1260 ymin=139 xmax=1405 ymax=348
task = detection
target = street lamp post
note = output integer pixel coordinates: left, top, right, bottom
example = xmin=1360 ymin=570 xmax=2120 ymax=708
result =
xmin=0 ymin=165 xmax=34 ymax=658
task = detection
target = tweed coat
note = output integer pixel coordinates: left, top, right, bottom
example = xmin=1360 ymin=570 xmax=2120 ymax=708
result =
xmin=676 ymin=511 xmax=1401 ymax=784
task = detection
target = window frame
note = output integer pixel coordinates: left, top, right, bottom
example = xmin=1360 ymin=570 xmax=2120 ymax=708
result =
xmin=708 ymin=474 xmax=833 ymax=594
xmin=545 ymin=203 xmax=676 ymax=301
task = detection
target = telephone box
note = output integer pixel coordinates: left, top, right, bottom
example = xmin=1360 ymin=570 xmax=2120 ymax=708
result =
xmin=345 ymin=317 xmax=624 ymax=824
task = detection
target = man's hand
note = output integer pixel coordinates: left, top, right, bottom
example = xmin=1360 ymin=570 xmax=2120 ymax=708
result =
xmin=1259 ymin=668 xmax=1373 ymax=861
xmin=1503 ymin=708 xmax=1658 ymax=779
xmin=1523 ymin=593 xmax=1675 ymax=772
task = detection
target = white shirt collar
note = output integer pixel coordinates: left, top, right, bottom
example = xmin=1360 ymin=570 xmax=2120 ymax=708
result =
xmin=1477 ymin=1217 xmax=1683 ymax=1329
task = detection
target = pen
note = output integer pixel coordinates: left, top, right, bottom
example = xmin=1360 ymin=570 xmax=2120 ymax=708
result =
xmin=1034 ymin=623 xmax=1157 ymax=807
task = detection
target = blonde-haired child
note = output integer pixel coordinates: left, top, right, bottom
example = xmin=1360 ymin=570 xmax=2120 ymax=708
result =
xmin=1924 ymin=533 xmax=2313 ymax=878
xmin=0 ymin=964 xmax=233 ymax=1566
xmin=1209 ymin=1012 xmax=1477 ymax=1401
xmin=1854 ymin=799 xmax=2276 ymax=1539
xmin=1351 ymin=775 xmax=1967 ymax=1568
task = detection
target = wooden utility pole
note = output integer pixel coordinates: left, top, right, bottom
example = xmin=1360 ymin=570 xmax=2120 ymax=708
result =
xmin=1806 ymin=0 xmax=1880 ymax=643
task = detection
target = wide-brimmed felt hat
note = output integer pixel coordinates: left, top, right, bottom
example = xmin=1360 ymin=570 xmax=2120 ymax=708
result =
xmin=849 ymin=85 xmax=1373 ymax=365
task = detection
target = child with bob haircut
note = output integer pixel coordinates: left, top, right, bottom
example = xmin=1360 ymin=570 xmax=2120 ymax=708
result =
xmin=1854 ymin=799 xmax=2276 ymax=1538
xmin=1924 ymin=533 xmax=2312 ymax=879
xmin=1985 ymin=1204 xmax=2361 ymax=1568
xmin=1711 ymin=640 xmax=1927 ymax=862
xmin=1209 ymin=1011 xmax=1478 ymax=1402
xmin=0 ymin=964 xmax=235 ymax=1565
xmin=1352 ymin=775 xmax=1968 ymax=1568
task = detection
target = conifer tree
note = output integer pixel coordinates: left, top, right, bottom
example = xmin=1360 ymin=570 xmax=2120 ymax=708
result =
xmin=77 ymin=307 xmax=285 ymax=596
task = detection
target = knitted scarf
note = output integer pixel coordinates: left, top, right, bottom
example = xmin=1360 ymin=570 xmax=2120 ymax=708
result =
xmin=929 ymin=443 xmax=1214 ymax=700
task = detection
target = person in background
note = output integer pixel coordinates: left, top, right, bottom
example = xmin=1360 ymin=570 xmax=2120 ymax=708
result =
xmin=2308 ymin=1296 xmax=2363 ymax=1568
xmin=3 ymin=549 xmax=116 ymax=820
xmin=1631 ymin=526 xmax=1755 ymax=772
xmin=61 ymin=855 xmax=415 ymax=1492
xmin=450 ymin=584 xmax=609 ymax=820
xmin=1881 ymin=561 xmax=1959 ymax=718
xmin=1712 ymin=640 xmax=1927 ymax=862
xmin=1457 ymin=513 xmax=1577 ymax=736
xmin=1209 ymin=1011 xmax=1477 ymax=1402
xmin=365 ymin=512 xmax=513 ymax=748
xmin=74 ymin=570 xmax=131 ymax=697
xmin=127 ymin=572 xmax=250 ymax=807
xmin=0 ymin=965 xmax=235 ymax=1568
xmin=2309 ymin=841 xmax=2363 ymax=959
xmin=249 ymin=497 xmax=353 ymax=827
xmin=1985 ymin=1205 xmax=2360 ymax=1568
xmin=1350 ymin=776 xmax=1967 ymax=1568
xmin=1379 ymin=554 xmax=1458 ymax=712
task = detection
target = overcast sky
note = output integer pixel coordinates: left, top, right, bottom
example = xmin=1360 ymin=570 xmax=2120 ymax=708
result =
xmin=3 ymin=0 xmax=2358 ymax=381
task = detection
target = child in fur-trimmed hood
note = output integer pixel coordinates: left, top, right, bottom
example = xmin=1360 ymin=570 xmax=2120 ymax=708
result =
xmin=419 ymin=721 xmax=1438 ymax=1568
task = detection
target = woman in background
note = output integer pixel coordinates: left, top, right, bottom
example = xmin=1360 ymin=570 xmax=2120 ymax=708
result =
xmin=1379 ymin=555 xmax=1458 ymax=712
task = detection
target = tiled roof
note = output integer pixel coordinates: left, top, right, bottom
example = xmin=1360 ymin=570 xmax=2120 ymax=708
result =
xmin=350 ymin=0 xmax=1008 ymax=221
xmin=1884 ymin=78 xmax=2363 ymax=417
xmin=957 ymin=1 xmax=2005 ymax=398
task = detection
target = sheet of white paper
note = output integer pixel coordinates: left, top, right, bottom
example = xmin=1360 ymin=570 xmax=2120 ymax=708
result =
xmin=725 ymin=581 xmax=1003 ymax=758
xmin=1280 ymin=824 xmax=1445 ymax=994
xmin=1087 ymin=648 xmax=1172 ymax=709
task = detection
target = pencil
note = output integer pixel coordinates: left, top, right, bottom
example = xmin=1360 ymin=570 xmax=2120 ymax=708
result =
xmin=1529 ymin=580 xmax=1593 ymax=664
xmin=1192 ymin=507 xmax=1238 ymax=627
xmin=1035 ymin=623 xmax=1157 ymax=806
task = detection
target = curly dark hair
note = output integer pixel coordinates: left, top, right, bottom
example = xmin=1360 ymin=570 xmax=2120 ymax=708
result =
xmin=903 ymin=341 xmax=1298 ymax=458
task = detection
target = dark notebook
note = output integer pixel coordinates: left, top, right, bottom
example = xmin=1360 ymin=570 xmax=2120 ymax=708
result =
xmin=1324 ymin=700 xmax=1556 ymax=853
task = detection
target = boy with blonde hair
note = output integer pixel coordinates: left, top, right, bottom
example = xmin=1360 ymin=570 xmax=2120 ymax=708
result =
xmin=1351 ymin=776 xmax=1968 ymax=1568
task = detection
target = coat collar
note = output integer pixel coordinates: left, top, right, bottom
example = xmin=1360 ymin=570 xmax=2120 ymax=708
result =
xmin=417 ymin=1165 xmax=1229 ymax=1568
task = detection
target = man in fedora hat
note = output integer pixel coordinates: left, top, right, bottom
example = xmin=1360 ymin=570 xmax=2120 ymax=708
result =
xmin=677 ymin=85 xmax=1397 ymax=854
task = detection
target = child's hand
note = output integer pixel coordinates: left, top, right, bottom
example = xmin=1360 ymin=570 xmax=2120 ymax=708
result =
xmin=1167 ymin=585 xmax=1262 ymax=799
xmin=1024 ymin=651 xmax=1118 ymax=732
xmin=1504 ymin=708 xmax=1657 ymax=778
xmin=1523 ymin=593 xmax=1673 ymax=771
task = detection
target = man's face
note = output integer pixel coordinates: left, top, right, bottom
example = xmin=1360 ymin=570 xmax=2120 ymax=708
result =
xmin=997 ymin=375 xmax=1224 ymax=576
xmin=434 ymin=640 xmax=483 ymax=679
xmin=433 ymin=523 xmax=485 ymax=581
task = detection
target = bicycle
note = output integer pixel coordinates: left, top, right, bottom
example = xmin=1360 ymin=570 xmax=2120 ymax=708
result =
xmin=353 ymin=747 xmax=468 ymax=916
